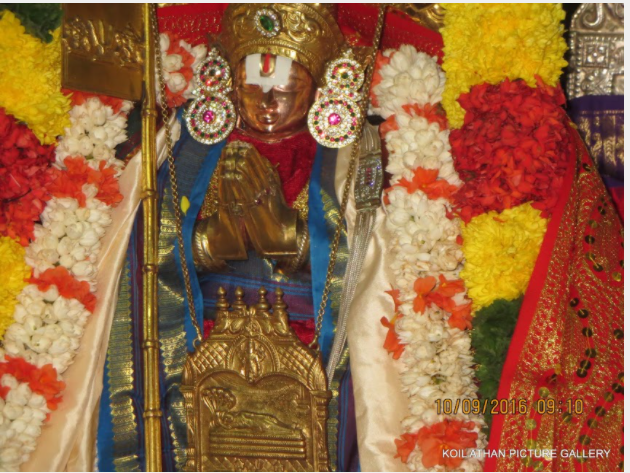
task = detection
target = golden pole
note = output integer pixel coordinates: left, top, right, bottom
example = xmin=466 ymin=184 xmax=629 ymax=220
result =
xmin=141 ymin=4 xmax=163 ymax=471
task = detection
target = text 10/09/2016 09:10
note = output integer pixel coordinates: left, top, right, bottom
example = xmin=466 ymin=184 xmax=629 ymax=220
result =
xmin=434 ymin=398 xmax=585 ymax=416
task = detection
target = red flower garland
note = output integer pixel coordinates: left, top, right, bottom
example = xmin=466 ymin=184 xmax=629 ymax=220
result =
xmin=0 ymin=109 xmax=55 ymax=245
xmin=451 ymin=78 xmax=570 ymax=222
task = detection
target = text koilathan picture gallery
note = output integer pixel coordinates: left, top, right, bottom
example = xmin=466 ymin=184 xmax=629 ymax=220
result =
xmin=0 ymin=3 xmax=623 ymax=473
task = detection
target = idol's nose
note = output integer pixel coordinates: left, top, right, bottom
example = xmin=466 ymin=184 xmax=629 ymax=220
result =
xmin=259 ymin=88 xmax=278 ymax=111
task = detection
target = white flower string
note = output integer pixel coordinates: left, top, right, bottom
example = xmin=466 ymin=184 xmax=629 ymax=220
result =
xmin=371 ymin=44 xmax=445 ymax=119
xmin=158 ymin=32 xmax=207 ymax=108
xmin=55 ymin=98 xmax=132 ymax=173
xmin=374 ymin=45 xmax=486 ymax=471
xmin=0 ymin=97 xmax=132 ymax=471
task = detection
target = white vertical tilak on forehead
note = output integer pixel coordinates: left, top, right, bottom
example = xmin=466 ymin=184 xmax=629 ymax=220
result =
xmin=245 ymin=54 xmax=293 ymax=93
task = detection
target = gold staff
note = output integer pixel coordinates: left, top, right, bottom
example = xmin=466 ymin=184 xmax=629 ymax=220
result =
xmin=141 ymin=4 xmax=162 ymax=471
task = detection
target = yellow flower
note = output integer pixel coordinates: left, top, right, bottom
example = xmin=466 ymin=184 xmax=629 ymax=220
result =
xmin=0 ymin=11 xmax=70 ymax=144
xmin=461 ymin=203 xmax=548 ymax=309
xmin=0 ymin=236 xmax=31 ymax=341
xmin=440 ymin=3 xmax=568 ymax=128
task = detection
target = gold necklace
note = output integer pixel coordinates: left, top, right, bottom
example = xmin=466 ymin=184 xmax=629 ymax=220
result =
xmin=151 ymin=6 xmax=386 ymax=471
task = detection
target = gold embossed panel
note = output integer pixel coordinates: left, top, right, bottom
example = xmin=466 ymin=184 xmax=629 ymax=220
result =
xmin=62 ymin=4 xmax=144 ymax=100
xmin=181 ymin=287 xmax=331 ymax=472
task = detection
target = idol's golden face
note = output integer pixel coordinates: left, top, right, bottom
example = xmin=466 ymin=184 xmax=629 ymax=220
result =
xmin=233 ymin=59 xmax=316 ymax=142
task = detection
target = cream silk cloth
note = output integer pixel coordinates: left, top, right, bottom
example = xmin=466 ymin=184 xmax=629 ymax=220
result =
xmin=21 ymin=118 xmax=180 ymax=472
xmin=335 ymin=146 xmax=409 ymax=472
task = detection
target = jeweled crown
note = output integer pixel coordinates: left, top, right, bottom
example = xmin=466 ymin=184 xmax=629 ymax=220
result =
xmin=219 ymin=3 xmax=347 ymax=85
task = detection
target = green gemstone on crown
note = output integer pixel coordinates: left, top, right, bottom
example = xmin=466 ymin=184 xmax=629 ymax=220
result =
xmin=260 ymin=15 xmax=275 ymax=32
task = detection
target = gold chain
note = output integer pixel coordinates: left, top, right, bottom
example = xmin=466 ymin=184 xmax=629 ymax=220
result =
xmin=151 ymin=6 xmax=204 ymax=343
xmin=310 ymin=4 xmax=387 ymax=349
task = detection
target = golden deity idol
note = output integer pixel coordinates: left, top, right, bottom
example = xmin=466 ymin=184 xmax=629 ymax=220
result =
xmin=189 ymin=3 xmax=361 ymax=271
xmin=177 ymin=3 xmax=382 ymax=472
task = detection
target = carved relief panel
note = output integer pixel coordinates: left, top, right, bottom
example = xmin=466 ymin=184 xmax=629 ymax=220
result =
xmin=181 ymin=287 xmax=331 ymax=472
xmin=567 ymin=3 xmax=624 ymax=99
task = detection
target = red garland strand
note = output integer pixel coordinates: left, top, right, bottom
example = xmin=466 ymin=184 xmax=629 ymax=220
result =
xmin=0 ymin=108 xmax=56 ymax=245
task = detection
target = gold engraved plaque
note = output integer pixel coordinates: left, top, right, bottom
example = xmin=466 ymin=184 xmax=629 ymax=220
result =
xmin=181 ymin=287 xmax=331 ymax=472
xmin=61 ymin=4 xmax=144 ymax=100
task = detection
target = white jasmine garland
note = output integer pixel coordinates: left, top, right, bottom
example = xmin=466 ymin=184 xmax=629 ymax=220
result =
xmin=158 ymin=32 xmax=208 ymax=106
xmin=26 ymin=196 xmax=111 ymax=290
xmin=385 ymin=114 xmax=460 ymax=186
xmin=371 ymin=44 xmax=445 ymax=118
xmin=374 ymin=45 xmax=485 ymax=471
xmin=0 ymin=375 xmax=49 ymax=472
xmin=55 ymin=97 xmax=132 ymax=172
xmin=0 ymin=97 xmax=131 ymax=470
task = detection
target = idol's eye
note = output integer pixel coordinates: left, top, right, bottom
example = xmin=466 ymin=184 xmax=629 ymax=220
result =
xmin=241 ymin=83 xmax=262 ymax=93
xmin=276 ymin=78 xmax=307 ymax=92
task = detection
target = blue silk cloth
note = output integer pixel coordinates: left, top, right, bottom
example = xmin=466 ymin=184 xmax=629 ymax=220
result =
xmin=568 ymin=94 xmax=624 ymax=217
xmin=569 ymin=95 xmax=624 ymax=182
xmin=97 ymin=116 xmax=359 ymax=471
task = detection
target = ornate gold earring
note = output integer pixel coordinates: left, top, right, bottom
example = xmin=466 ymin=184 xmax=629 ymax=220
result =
xmin=185 ymin=48 xmax=236 ymax=145
xmin=307 ymin=51 xmax=365 ymax=148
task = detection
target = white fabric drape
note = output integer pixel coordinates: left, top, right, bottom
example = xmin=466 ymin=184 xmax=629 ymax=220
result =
xmin=335 ymin=146 xmax=409 ymax=472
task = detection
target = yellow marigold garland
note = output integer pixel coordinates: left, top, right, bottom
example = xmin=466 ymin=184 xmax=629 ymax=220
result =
xmin=0 ymin=11 xmax=70 ymax=144
xmin=440 ymin=3 xmax=568 ymax=128
xmin=460 ymin=203 xmax=548 ymax=309
xmin=0 ymin=236 xmax=31 ymax=340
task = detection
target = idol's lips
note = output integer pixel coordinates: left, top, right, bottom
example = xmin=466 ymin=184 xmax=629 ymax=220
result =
xmin=256 ymin=112 xmax=279 ymax=124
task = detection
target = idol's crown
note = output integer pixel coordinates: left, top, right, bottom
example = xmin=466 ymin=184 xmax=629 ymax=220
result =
xmin=220 ymin=3 xmax=346 ymax=85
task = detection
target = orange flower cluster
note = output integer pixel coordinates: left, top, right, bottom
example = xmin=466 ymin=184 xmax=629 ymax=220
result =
xmin=380 ymin=315 xmax=405 ymax=360
xmin=380 ymin=103 xmax=448 ymax=137
xmin=31 ymin=266 xmax=96 ymax=313
xmin=0 ymin=355 xmax=65 ymax=410
xmin=369 ymin=51 xmax=391 ymax=108
xmin=396 ymin=419 xmax=478 ymax=468
xmin=387 ymin=167 xmax=459 ymax=203
xmin=49 ymin=157 xmax=122 ymax=207
xmin=63 ymin=89 xmax=129 ymax=115
xmin=413 ymin=275 xmax=472 ymax=330
xmin=380 ymin=288 xmax=405 ymax=359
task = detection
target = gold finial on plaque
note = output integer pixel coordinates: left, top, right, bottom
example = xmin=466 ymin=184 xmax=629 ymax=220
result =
xmin=181 ymin=286 xmax=331 ymax=472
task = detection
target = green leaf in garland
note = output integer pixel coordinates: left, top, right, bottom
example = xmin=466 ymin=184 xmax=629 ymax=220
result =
xmin=0 ymin=3 xmax=62 ymax=43
xmin=471 ymin=297 xmax=523 ymax=432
